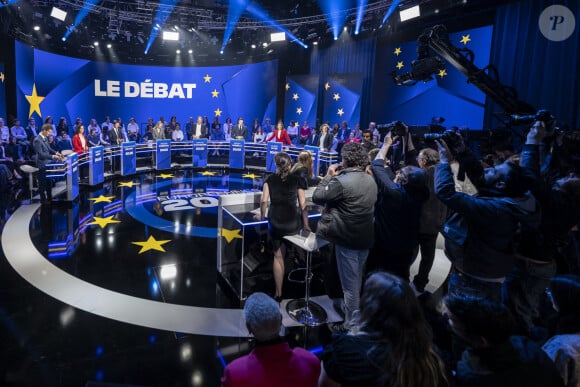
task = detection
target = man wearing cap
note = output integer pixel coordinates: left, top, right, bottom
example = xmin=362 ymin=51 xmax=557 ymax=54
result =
xmin=221 ymin=292 xmax=320 ymax=387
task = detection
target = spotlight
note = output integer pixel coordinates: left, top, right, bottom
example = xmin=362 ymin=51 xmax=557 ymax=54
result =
xmin=61 ymin=37 xmax=66 ymax=42
xmin=50 ymin=6 xmax=67 ymax=22
xmin=270 ymin=32 xmax=285 ymax=42
xmin=176 ymin=49 xmax=181 ymax=54
xmin=262 ymin=42 xmax=268 ymax=48
xmin=343 ymin=26 xmax=347 ymax=31
xmin=188 ymin=49 xmax=193 ymax=54
xmin=94 ymin=41 xmax=99 ymax=46
xmin=251 ymin=44 xmax=256 ymax=49
xmin=163 ymin=31 xmax=179 ymax=41
xmin=313 ymin=41 xmax=318 ymax=46
xmin=220 ymin=50 xmax=224 ymax=54
xmin=399 ymin=5 xmax=420 ymax=22
xmin=106 ymin=43 xmax=112 ymax=48
xmin=33 ymin=25 xmax=40 ymax=31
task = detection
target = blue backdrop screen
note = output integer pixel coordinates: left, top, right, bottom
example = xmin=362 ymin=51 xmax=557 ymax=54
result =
xmin=374 ymin=25 xmax=493 ymax=129
xmin=15 ymin=42 xmax=277 ymax=130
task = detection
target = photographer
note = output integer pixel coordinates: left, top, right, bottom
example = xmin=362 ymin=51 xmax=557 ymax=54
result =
xmin=381 ymin=121 xmax=417 ymax=171
xmin=503 ymin=120 xmax=580 ymax=338
xmin=366 ymin=135 xmax=429 ymax=281
xmin=434 ymin=133 xmax=539 ymax=301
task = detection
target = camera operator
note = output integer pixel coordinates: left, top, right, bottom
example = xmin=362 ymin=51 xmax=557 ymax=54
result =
xmin=383 ymin=121 xmax=417 ymax=171
xmin=503 ymin=120 xmax=580 ymax=338
xmin=366 ymin=135 xmax=429 ymax=281
xmin=434 ymin=133 xmax=540 ymax=301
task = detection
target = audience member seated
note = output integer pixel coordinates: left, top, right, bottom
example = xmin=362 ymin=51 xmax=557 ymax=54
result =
xmin=221 ymin=292 xmax=320 ymax=387
xmin=0 ymin=117 xmax=9 ymax=146
xmin=445 ymin=294 xmax=564 ymax=387
xmin=171 ymin=123 xmax=184 ymax=142
xmin=6 ymin=136 xmax=25 ymax=163
xmin=87 ymin=128 xmax=101 ymax=147
xmin=542 ymin=275 xmax=580 ymax=387
xmin=56 ymin=130 xmax=73 ymax=152
xmin=319 ymin=272 xmax=448 ymax=387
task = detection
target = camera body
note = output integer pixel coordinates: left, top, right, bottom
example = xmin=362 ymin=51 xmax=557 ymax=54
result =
xmin=508 ymin=109 xmax=556 ymax=132
xmin=423 ymin=130 xmax=464 ymax=153
xmin=377 ymin=121 xmax=407 ymax=137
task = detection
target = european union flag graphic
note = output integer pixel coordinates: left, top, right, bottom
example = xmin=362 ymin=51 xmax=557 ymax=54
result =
xmin=284 ymin=75 xmax=318 ymax=127
xmin=322 ymin=74 xmax=363 ymax=127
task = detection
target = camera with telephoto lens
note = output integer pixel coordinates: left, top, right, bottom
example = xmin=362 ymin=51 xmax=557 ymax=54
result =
xmin=377 ymin=121 xmax=407 ymax=137
xmin=423 ymin=130 xmax=464 ymax=153
xmin=507 ymin=109 xmax=556 ymax=132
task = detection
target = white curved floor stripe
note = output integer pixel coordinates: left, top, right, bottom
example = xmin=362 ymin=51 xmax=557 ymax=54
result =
xmin=2 ymin=204 xmax=249 ymax=338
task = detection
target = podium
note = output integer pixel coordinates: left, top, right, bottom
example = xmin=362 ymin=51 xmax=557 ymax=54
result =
xmin=283 ymin=231 xmax=329 ymax=326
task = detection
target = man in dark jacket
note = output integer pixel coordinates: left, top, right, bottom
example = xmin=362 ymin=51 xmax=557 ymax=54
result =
xmin=435 ymin=136 xmax=539 ymax=301
xmin=503 ymin=121 xmax=580 ymax=337
xmin=367 ymin=135 xmax=430 ymax=281
xmin=445 ymin=294 xmax=564 ymax=387
xmin=313 ymin=142 xmax=377 ymax=331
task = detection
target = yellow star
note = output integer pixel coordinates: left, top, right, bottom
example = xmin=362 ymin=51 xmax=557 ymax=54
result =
xmin=285 ymin=83 xmax=290 ymax=90
xmin=394 ymin=47 xmax=402 ymax=56
xmin=158 ymin=173 xmax=174 ymax=179
xmin=460 ymin=34 xmax=471 ymax=45
xmin=324 ymin=82 xmax=331 ymax=90
xmin=242 ymin=173 xmax=258 ymax=179
xmin=25 ymin=84 xmax=45 ymax=119
xmin=396 ymin=61 xmax=404 ymax=70
xmin=438 ymin=69 xmax=448 ymax=78
xmin=203 ymin=74 xmax=212 ymax=83
xmin=132 ymin=235 xmax=171 ymax=254
xmin=90 ymin=215 xmax=121 ymax=229
xmin=118 ymin=181 xmax=139 ymax=188
xmin=296 ymin=107 xmax=303 ymax=115
xmin=199 ymin=171 xmax=217 ymax=176
xmin=221 ymin=228 xmax=243 ymax=243
xmin=88 ymin=195 xmax=115 ymax=203
xmin=337 ymin=108 xmax=345 ymax=117
xmin=333 ymin=93 xmax=341 ymax=101
xmin=0 ymin=72 xmax=4 ymax=83
xmin=211 ymin=89 xmax=219 ymax=98
xmin=292 ymin=93 xmax=299 ymax=100
xmin=214 ymin=108 xmax=222 ymax=117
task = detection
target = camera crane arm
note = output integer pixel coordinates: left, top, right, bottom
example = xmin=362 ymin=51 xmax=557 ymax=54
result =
xmin=416 ymin=25 xmax=535 ymax=115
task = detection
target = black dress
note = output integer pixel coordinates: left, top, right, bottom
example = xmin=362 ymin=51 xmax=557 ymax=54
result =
xmin=264 ymin=173 xmax=302 ymax=243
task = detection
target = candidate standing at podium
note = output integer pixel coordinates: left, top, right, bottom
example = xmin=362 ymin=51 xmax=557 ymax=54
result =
xmin=231 ymin=117 xmax=247 ymax=140
xmin=33 ymin=124 xmax=63 ymax=203
xmin=255 ymin=152 xmax=310 ymax=301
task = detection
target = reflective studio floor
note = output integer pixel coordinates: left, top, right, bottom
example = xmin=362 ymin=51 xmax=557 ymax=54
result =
xmin=0 ymin=169 xmax=335 ymax=387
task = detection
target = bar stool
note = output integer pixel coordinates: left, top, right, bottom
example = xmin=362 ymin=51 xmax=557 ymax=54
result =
xmin=20 ymin=164 xmax=39 ymax=202
xmin=284 ymin=231 xmax=329 ymax=326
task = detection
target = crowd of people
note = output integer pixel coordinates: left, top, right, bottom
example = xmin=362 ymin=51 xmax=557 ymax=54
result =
xmin=232 ymin=117 xmax=580 ymax=386
xmin=1 ymin=112 xmax=579 ymax=386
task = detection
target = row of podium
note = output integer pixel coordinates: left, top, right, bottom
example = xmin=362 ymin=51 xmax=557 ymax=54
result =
xmin=45 ymin=140 xmax=338 ymax=203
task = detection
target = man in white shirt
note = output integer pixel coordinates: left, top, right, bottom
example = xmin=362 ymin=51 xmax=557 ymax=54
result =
xmin=192 ymin=116 xmax=207 ymax=139
xmin=101 ymin=116 xmax=112 ymax=132
xmin=126 ymin=117 xmax=139 ymax=141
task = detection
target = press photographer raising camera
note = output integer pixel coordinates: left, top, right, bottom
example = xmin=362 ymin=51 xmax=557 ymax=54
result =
xmin=381 ymin=121 xmax=417 ymax=171
xmin=434 ymin=134 xmax=540 ymax=301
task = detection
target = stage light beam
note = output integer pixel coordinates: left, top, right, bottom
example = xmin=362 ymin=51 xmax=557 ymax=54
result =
xmin=62 ymin=0 xmax=99 ymax=41
xmin=144 ymin=0 xmax=180 ymax=55
xmin=380 ymin=0 xmax=402 ymax=28
xmin=354 ymin=0 xmax=368 ymax=35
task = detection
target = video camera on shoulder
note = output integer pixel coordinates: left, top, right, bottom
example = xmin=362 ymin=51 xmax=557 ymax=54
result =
xmin=507 ymin=109 xmax=557 ymax=133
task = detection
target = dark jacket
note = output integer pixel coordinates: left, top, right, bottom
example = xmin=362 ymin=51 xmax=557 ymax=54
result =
xmin=420 ymin=166 xmax=447 ymax=235
xmin=33 ymin=134 xmax=58 ymax=169
xmin=435 ymin=162 xmax=539 ymax=279
xmin=371 ymin=159 xmax=429 ymax=253
xmin=516 ymin=144 xmax=580 ymax=262
xmin=456 ymin=336 xmax=565 ymax=387
xmin=312 ymin=168 xmax=377 ymax=250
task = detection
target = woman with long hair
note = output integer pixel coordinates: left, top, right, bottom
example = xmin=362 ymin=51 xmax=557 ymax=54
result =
xmin=319 ymin=272 xmax=448 ymax=387
xmin=255 ymin=152 xmax=310 ymax=300
xmin=72 ymin=124 xmax=88 ymax=154
xmin=266 ymin=120 xmax=292 ymax=146
xmin=291 ymin=151 xmax=319 ymax=187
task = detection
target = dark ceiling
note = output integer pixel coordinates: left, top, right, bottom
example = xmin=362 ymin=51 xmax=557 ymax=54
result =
xmin=0 ymin=0 xmax=516 ymax=66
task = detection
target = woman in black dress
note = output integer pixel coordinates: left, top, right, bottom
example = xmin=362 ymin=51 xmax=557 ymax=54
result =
xmin=291 ymin=151 xmax=320 ymax=188
xmin=256 ymin=152 xmax=310 ymax=300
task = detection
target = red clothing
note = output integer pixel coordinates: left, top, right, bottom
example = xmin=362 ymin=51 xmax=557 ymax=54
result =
xmin=221 ymin=342 xmax=320 ymax=387
xmin=72 ymin=133 xmax=88 ymax=154
xmin=345 ymin=138 xmax=360 ymax=143
xmin=299 ymin=126 xmax=311 ymax=138
xmin=266 ymin=129 xmax=292 ymax=146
